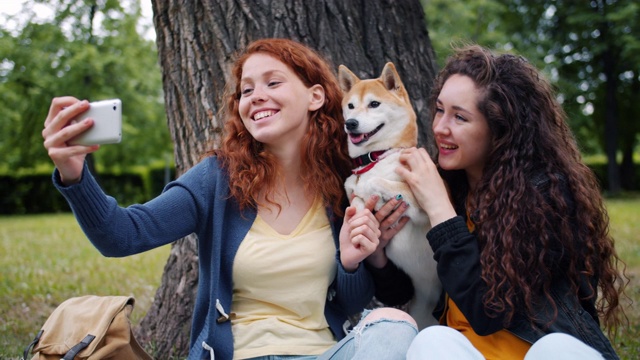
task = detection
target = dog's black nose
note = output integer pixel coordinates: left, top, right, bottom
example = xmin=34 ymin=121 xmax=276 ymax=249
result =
xmin=345 ymin=119 xmax=359 ymax=131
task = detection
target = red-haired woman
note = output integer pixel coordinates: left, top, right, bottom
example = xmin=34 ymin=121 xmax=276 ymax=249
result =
xmin=377 ymin=45 xmax=626 ymax=359
xmin=42 ymin=38 xmax=417 ymax=360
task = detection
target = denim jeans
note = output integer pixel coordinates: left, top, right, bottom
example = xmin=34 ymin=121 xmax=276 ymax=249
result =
xmin=248 ymin=312 xmax=418 ymax=360
xmin=317 ymin=312 xmax=417 ymax=360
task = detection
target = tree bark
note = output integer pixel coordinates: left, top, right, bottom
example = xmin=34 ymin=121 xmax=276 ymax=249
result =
xmin=620 ymin=77 xmax=639 ymax=191
xmin=137 ymin=0 xmax=438 ymax=357
xmin=598 ymin=3 xmax=621 ymax=194
xmin=602 ymin=46 xmax=621 ymax=194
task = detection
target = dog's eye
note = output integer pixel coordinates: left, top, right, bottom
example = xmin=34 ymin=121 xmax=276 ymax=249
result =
xmin=348 ymin=103 xmax=354 ymax=109
xmin=368 ymin=101 xmax=380 ymax=108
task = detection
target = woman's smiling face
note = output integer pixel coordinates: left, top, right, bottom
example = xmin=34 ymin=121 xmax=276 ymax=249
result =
xmin=238 ymin=53 xmax=323 ymax=148
xmin=432 ymin=74 xmax=492 ymax=186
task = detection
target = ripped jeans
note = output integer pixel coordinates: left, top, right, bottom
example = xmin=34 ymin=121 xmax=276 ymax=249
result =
xmin=317 ymin=309 xmax=417 ymax=360
xmin=248 ymin=309 xmax=418 ymax=360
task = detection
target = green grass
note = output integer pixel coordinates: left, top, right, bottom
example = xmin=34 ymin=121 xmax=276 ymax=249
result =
xmin=608 ymin=196 xmax=640 ymax=268
xmin=0 ymin=197 xmax=639 ymax=359
xmin=0 ymin=214 xmax=170 ymax=359
xmin=607 ymin=194 xmax=640 ymax=359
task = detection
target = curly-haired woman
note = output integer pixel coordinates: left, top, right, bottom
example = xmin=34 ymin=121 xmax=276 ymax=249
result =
xmin=374 ymin=45 xmax=626 ymax=359
xmin=42 ymin=38 xmax=417 ymax=360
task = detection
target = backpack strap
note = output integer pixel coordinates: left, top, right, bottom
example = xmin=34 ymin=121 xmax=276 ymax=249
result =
xmin=61 ymin=334 xmax=96 ymax=360
xmin=23 ymin=329 xmax=43 ymax=360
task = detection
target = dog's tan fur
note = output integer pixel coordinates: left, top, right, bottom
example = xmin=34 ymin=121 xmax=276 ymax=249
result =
xmin=339 ymin=63 xmax=441 ymax=329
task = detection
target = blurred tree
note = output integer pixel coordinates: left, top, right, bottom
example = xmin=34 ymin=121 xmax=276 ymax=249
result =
xmin=0 ymin=0 xmax=171 ymax=172
xmin=422 ymin=0 xmax=512 ymax=66
xmin=422 ymin=0 xmax=639 ymax=193
xmin=503 ymin=0 xmax=640 ymax=193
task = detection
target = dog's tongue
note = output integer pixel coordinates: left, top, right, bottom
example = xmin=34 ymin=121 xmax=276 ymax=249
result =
xmin=350 ymin=133 xmax=366 ymax=144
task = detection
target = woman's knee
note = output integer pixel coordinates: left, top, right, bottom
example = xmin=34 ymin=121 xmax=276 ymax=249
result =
xmin=408 ymin=326 xmax=484 ymax=360
xmin=346 ymin=308 xmax=417 ymax=360
xmin=413 ymin=325 xmax=460 ymax=343
xmin=361 ymin=307 xmax=418 ymax=328
xmin=525 ymin=333 xmax=604 ymax=360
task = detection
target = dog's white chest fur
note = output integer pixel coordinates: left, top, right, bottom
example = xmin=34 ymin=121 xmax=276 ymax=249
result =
xmin=339 ymin=62 xmax=442 ymax=330
xmin=345 ymin=152 xmax=441 ymax=329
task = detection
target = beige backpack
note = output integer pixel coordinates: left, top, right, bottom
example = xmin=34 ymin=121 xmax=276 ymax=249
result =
xmin=23 ymin=295 xmax=152 ymax=360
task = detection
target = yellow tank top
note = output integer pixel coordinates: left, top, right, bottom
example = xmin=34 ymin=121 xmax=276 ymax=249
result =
xmin=231 ymin=198 xmax=337 ymax=359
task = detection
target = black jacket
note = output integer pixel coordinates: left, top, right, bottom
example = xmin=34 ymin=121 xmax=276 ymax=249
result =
xmin=370 ymin=175 xmax=619 ymax=360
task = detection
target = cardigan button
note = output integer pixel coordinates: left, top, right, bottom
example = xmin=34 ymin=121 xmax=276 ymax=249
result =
xmin=327 ymin=289 xmax=336 ymax=301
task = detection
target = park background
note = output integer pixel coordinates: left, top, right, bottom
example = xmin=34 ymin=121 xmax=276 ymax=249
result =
xmin=0 ymin=0 xmax=639 ymax=358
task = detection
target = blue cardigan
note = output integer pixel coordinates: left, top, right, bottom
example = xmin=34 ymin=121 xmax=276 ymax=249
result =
xmin=54 ymin=156 xmax=375 ymax=360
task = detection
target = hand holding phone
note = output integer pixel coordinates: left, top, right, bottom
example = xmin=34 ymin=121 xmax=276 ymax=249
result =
xmin=68 ymin=99 xmax=122 ymax=146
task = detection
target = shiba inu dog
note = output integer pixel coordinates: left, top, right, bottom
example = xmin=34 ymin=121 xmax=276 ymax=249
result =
xmin=338 ymin=62 xmax=441 ymax=329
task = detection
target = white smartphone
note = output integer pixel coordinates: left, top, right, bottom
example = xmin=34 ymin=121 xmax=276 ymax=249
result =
xmin=69 ymin=99 xmax=122 ymax=146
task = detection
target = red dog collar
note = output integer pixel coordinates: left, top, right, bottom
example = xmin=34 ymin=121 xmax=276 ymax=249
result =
xmin=351 ymin=149 xmax=389 ymax=175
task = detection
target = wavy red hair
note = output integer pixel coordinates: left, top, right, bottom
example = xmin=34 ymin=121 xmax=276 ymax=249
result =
xmin=212 ymin=38 xmax=351 ymax=216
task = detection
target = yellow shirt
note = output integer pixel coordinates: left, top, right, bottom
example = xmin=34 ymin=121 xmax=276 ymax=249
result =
xmin=445 ymin=297 xmax=530 ymax=359
xmin=445 ymin=209 xmax=531 ymax=359
xmin=231 ymin=198 xmax=337 ymax=359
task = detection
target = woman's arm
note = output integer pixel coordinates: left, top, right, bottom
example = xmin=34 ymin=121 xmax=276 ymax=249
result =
xmin=428 ymin=216 xmax=506 ymax=335
xmin=364 ymin=196 xmax=415 ymax=306
xmin=366 ymin=260 xmax=415 ymax=306
xmin=54 ymin=158 xmax=216 ymax=257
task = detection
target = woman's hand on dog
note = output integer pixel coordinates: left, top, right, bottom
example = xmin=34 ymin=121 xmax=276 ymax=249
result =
xmin=339 ymin=196 xmax=382 ymax=272
xmin=397 ymin=147 xmax=456 ymax=226
xmin=366 ymin=196 xmax=410 ymax=269
xmin=339 ymin=195 xmax=411 ymax=271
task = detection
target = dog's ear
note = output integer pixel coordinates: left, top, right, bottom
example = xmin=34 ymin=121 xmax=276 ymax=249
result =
xmin=380 ymin=62 xmax=411 ymax=103
xmin=338 ymin=65 xmax=360 ymax=93
xmin=380 ymin=62 xmax=406 ymax=93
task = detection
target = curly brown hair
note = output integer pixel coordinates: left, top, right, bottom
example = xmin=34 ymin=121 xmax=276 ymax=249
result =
xmin=213 ymin=38 xmax=351 ymax=216
xmin=430 ymin=45 xmax=626 ymax=332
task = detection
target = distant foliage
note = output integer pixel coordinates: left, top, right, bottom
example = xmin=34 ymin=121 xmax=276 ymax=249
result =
xmin=0 ymin=163 xmax=176 ymax=214
xmin=0 ymin=0 xmax=173 ymax=172
xmin=422 ymin=0 xmax=639 ymax=191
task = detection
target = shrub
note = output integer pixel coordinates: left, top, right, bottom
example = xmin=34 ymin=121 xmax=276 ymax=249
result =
xmin=0 ymin=164 xmax=175 ymax=215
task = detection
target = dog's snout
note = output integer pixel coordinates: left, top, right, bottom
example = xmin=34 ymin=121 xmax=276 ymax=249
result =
xmin=345 ymin=119 xmax=359 ymax=131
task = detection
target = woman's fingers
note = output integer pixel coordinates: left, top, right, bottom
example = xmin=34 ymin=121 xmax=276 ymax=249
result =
xmin=349 ymin=209 xmax=380 ymax=247
xmin=43 ymin=98 xmax=95 ymax=146
xmin=44 ymin=97 xmax=87 ymax=131
xmin=376 ymin=196 xmax=407 ymax=224
xmin=44 ymin=119 xmax=91 ymax=148
xmin=397 ymin=147 xmax=457 ymax=226
xmin=42 ymin=97 xmax=98 ymax=185
xmin=339 ymin=205 xmax=382 ymax=270
xmin=380 ymin=214 xmax=410 ymax=243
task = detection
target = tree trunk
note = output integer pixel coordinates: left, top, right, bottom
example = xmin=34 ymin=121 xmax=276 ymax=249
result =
xmin=603 ymin=47 xmax=621 ymax=194
xmin=620 ymin=142 xmax=636 ymax=190
xmin=136 ymin=0 xmax=438 ymax=357
xmin=598 ymin=4 xmax=621 ymax=195
xmin=620 ymin=77 xmax=639 ymax=191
